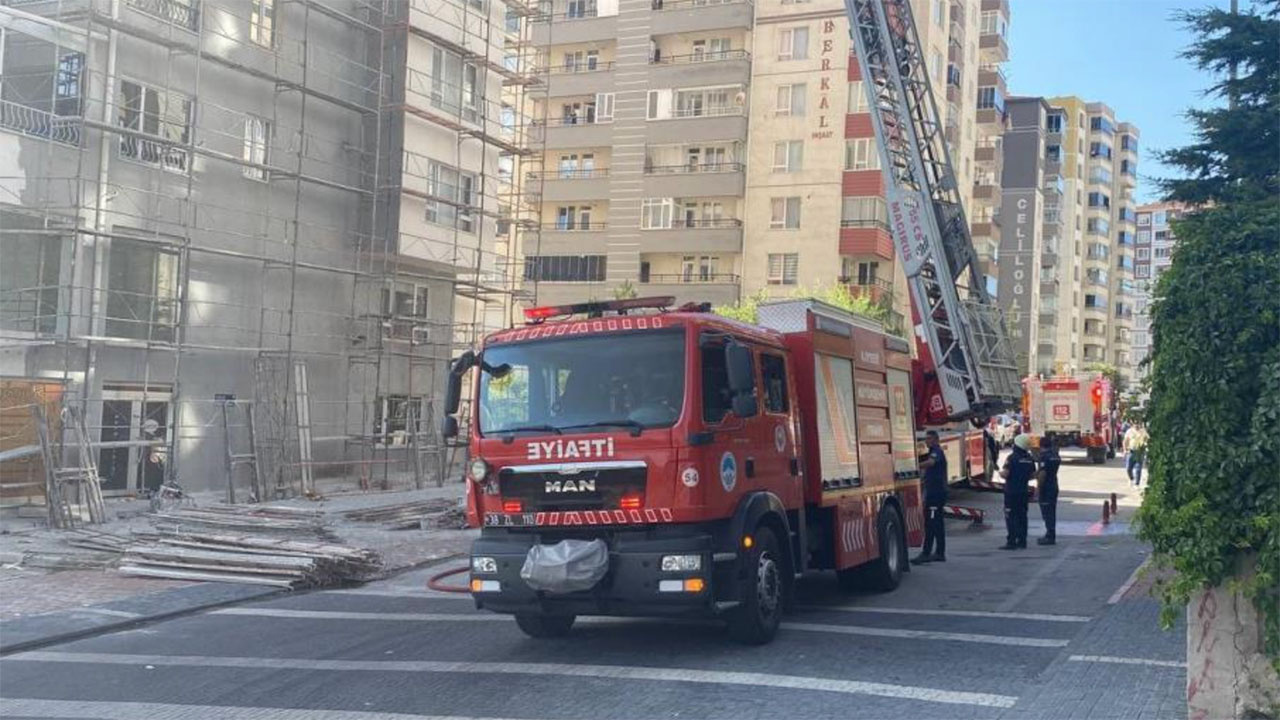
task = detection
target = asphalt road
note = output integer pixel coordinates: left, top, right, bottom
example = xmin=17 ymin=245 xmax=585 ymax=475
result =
xmin=0 ymin=457 xmax=1187 ymax=720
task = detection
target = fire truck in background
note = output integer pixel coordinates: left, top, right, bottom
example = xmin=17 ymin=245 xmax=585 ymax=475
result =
xmin=1023 ymin=374 xmax=1113 ymax=464
xmin=441 ymin=0 xmax=1021 ymax=644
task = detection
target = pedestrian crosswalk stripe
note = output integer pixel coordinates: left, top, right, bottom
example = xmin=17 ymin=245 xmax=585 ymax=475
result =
xmin=1068 ymin=654 xmax=1186 ymax=668
xmin=3 ymin=651 xmax=1019 ymax=708
xmin=207 ymin=608 xmax=1067 ymax=647
xmin=0 ymin=699 xmax=524 ymax=720
xmin=803 ymin=605 xmax=1091 ymax=623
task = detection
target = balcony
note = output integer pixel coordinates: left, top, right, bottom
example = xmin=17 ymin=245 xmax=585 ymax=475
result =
xmin=544 ymin=62 xmax=616 ymax=97
xmin=539 ymin=116 xmax=614 ymax=149
xmin=640 ymin=219 xmax=744 ymax=253
xmin=946 ymin=65 xmax=964 ymax=105
xmin=1039 ymin=313 xmax=1057 ymax=328
xmin=982 ymin=0 xmax=1010 ymax=18
xmin=979 ymin=33 xmax=1009 ymax=63
xmin=978 ymin=65 xmax=1008 ymax=99
xmin=638 ymin=273 xmax=741 ymax=306
xmin=647 ymin=107 xmax=748 ymax=144
xmin=972 ymin=182 xmax=999 ymax=201
xmin=842 ymin=276 xmax=895 ymax=305
xmin=1083 ymin=345 xmax=1106 ymax=363
xmin=643 ymin=162 xmax=745 ymax=197
xmin=840 ymin=223 xmax=894 ymax=261
xmin=975 ymin=140 xmax=1002 ymax=167
xmin=650 ymin=0 xmax=754 ymax=35
xmin=532 ymin=168 xmax=611 ymax=202
xmin=531 ymin=10 xmax=616 ymax=45
xmin=649 ymin=50 xmax=751 ymax=88
xmin=976 ymin=106 xmax=1006 ymax=132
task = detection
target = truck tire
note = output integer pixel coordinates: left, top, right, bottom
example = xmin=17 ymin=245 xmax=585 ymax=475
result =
xmin=839 ymin=507 xmax=906 ymax=593
xmin=727 ymin=526 xmax=785 ymax=645
xmin=1088 ymin=446 xmax=1107 ymax=464
xmin=514 ymin=613 xmax=576 ymax=638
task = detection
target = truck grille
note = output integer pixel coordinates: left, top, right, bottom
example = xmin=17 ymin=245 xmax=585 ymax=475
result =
xmin=498 ymin=463 xmax=646 ymax=512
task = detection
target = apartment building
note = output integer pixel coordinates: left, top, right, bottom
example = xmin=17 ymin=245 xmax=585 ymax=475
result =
xmin=1041 ymin=96 xmax=1140 ymax=381
xmin=525 ymin=0 xmax=755 ymax=306
xmin=741 ymin=0 xmax=1006 ymax=331
xmin=995 ymin=96 xmax=1050 ymax=375
xmin=0 ymin=0 xmax=538 ymax=500
xmin=1131 ymin=201 xmax=1184 ymax=383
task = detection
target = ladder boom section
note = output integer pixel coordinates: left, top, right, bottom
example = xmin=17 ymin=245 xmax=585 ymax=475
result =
xmin=844 ymin=0 xmax=1020 ymax=421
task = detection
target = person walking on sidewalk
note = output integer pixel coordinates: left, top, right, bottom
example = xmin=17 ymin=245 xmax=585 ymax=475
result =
xmin=911 ymin=430 xmax=948 ymax=564
xmin=1037 ymin=436 xmax=1062 ymax=545
xmin=999 ymin=434 xmax=1037 ymax=550
xmin=1123 ymin=422 xmax=1149 ymax=486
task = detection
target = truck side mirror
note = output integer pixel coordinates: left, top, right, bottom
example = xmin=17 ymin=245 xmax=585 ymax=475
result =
xmin=441 ymin=415 xmax=459 ymax=439
xmin=444 ymin=350 xmax=476 ymax=415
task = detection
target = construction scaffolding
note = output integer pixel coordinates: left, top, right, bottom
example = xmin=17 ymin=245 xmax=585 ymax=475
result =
xmin=0 ymin=0 xmax=542 ymax=517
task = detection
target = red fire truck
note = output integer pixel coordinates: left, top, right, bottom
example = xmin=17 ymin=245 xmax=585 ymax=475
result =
xmin=1023 ymin=374 xmax=1113 ymax=463
xmin=442 ymin=0 xmax=1022 ymax=643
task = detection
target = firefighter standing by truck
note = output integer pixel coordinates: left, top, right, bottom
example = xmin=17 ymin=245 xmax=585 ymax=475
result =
xmin=999 ymin=434 xmax=1037 ymax=550
xmin=912 ymin=430 xmax=948 ymax=565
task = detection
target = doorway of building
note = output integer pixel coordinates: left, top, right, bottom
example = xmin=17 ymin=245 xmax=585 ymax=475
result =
xmin=98 ymin=387 xmax=171 ymax=494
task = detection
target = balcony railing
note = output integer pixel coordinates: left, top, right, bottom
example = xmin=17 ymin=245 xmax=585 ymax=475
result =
xmin=529 ymin=168 xmax=610 ymax=180
xmin=546 ymin=61 xmax=616 ymax=74
xmin=652 ymin=218 xmax=743 ymax=229
xmin=542 ymin=222 xmax=608 ymax=231
xmin=670 ymin=105 xmax=743 ymax=119
xmin=652 ymin=0 xmax=751 ymax=10
xmin=540 ymin=115 xmax=609 ymax=126
xmin=0 ymin=101 xmax=81 ymax=146
xmin=841 ymin=218 xmax=892 ymax=232
xmin=640 ymin=273 xmax=740 ymax=284
xmin=534 ymin=6 xmax=601 ymax=21
xmin=646 ymin=162 xmax=743 ymax=174
xmin=126 ymin=0 xmax=200 ymax=30
xmin=651 ymin=50 xmax=751 ymax=65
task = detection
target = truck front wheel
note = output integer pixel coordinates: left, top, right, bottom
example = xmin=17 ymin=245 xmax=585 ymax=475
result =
xmin=727 ymin=526 xmax=785 ymax=645
xmin=514 ymin=613 xmax=576 ymax=638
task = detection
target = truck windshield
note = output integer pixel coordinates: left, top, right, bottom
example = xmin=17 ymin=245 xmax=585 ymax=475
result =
xmin=478 ymin=329 xmax=685 ymax=435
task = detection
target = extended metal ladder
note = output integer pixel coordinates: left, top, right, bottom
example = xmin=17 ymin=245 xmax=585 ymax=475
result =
xmin=845 ymin=0 xmax=1021 ymax=420
xmin=219 ymin=397 xmax=263 ymax=503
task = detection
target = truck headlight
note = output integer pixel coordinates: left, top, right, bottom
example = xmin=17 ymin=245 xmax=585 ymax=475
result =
xmin=468 ymin=458 xmax=489 ymax=482
xmin=660 ymin=554 xmax=702 ymax=572
xmin=472 ymin=556 xmax=497 ymax=574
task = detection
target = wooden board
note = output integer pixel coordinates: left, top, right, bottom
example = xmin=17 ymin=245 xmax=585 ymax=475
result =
xmin=0 ymin=379 xmax=65 ymax=507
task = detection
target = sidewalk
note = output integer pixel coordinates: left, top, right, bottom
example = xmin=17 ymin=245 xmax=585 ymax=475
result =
xmin=0 ymin=482 xmax=476 ymax=654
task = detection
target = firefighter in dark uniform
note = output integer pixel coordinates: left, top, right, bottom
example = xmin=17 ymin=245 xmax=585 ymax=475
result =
xmin=911 ymin=430 xmax=948 ymax=564
xmin=1037 ymin=436 xmax=1062 ymax=545
xmin=999 ymin=434 xmax=1037 ymax=550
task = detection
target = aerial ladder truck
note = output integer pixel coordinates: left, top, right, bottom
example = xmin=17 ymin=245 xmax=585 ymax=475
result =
xmin=445 ymin=0 xmax=1021 ymax=643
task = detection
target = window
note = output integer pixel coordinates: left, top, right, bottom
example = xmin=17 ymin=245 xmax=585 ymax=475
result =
xmin=673 ymin=86 xmax=734 ymax=118
xmin=1120 ymin=159 xmax=1136 ymax=176
xmin=566 ymin=0 xmax=595 ymax=18
xmin=374 ymin=395 xmax=424 ymax=446
xmin=55 ymin=53 xmax=83 ymax=119
xmin=1121 ymin=134 xmax=1138 ymax=152
xmin=1089 ymin=142 xmax=1113 ymax=159
xmin=523 ymin=255 xmax=606 ymax=282
xmin=776 ymin=83 xmax=806 ymax=116
xmin=250 ymin=0 xmax=274 ymax=46
xmin=1137 ymin=213 xmax=1151 ymax=226
xmin=1154 ymin=247 xmax=1172 ymax=259
xmin=977 ymin=86 xmax=1004 ymax=113
xmin=769 ymin=197 xmax=801 ymax=229
xmin=761 ymin=354 xmax=789 ymax=413
xmin=841 ymin=196 xmax=888 ymax=228
xmin=772 ymin=140 xmax=804 ymax=172
xmin=1088 ymin=165 xmax=1112 ymax=185
xmin=425 ymin=160 xmax=478 ymax=233
xmin=1137 ymin=230 xmax=1151 ymax=242
xmin=856 ymin=261 xmax=879 ymax=285
xmin=1154 ymin=230 xmax=1169 ymax=241
xmin=767 ymin=253 xmax=799 ymax=285
xmin=1045 ymin=112 xmax=1064 ymax=133
xmin=1153 ymin=211 xmax=1167 ymax=225
xmin=594 ymin=92 xmax=615 ymax=122
xmin=929 ymin=49 xmax=943 ymax=84
xmin=429 ymin=46 xmax=480 ymax=122
xmin=1087 ymin=192 xmax=1110 ymax=209
xmin=932 ymin=0 xmax=945 ymax=26
xmin=0 ymin=210 xmax=64 ymax=335
xmin=641 ymin=198 xmax=675 ymax=229
xmin=1136 ymin=265 xmax=1150 ymax=278
xmin=242 ymin=115 xmax=270 ymax=181
xmin=554 ymin=205 xmax=594 ymax=230
xmin=118 ymin=80 xmax=192 ymax=173
xmin=1090 ymin=116 xmax=1115 ymax=135
xmin=980 ymin=11 xmax=1007 ymax=37
xmin=847 ymin=80 xmax=869 ymax=113
xmin=105 ymin=235 xmax=179 ymax=342
xmin=1136 ymin=247 xmax=1151 ymax=260
xmin=702 ymin=341 xmax=750 ymax=423
xmin=778 ymin=26 xmax=809 ymax=60
xmin=844 ymin=138 xmax=881 ymax=171
xmin=1045 ymin=144 xmax=1061 ymax=162
xmin=681 ymin=255 xmax=720 ymax=282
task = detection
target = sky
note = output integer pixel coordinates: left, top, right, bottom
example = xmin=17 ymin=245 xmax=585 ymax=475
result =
xmin=1005 ymin=0 xmax=1236 ymax=203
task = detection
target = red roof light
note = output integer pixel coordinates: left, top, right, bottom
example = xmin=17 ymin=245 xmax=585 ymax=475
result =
xmin=522 ymin=296 xmax=677 ymax=324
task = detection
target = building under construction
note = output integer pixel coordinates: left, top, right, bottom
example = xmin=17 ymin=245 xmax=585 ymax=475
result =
xmin=0 ymin=0 xmax=542 ymax=515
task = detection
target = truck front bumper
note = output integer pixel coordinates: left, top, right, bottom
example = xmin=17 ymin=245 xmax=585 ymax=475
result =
xmin=469 ymin=526 xmax=734 ymax=617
